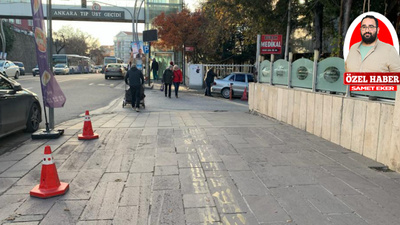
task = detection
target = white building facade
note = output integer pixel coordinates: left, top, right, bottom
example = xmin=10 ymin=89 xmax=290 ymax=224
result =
xmin=113 ymin=31 xmax=143 ymax=64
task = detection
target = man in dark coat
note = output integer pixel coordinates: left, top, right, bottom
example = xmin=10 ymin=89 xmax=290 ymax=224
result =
xmin=205 ymin=68 xmax=217 ymax=96
xmin=162 ymin=65 xmax=174 ymax=98
xmin=151 ymin=58 xmax=159 ymax=80
xmin=125 ymin=65 xmax=144 ymax=112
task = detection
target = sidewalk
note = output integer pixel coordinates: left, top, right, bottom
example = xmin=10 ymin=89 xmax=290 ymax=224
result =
xmin=1 ymin=89 xmax=400 ymax=224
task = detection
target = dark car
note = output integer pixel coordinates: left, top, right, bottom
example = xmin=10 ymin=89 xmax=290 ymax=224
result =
xmin=0 ymin=73 xmax=42 ymax=138
xmin=13 ymin=61 xmax=25 ymax=75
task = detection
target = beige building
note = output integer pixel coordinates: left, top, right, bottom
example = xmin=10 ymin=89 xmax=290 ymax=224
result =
xmin=114 ymin=31 xmax=143 ymax=64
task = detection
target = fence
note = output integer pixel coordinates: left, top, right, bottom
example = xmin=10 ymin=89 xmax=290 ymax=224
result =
xmin=259 ymin=56 xmax=396 ymax=100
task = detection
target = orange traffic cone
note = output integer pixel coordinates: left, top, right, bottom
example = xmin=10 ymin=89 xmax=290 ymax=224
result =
xmin=78 ymin=110 xmax=99 ymax=140
xmin=241 ymin=87 xmax=248 ymax=101
xmin=30 ymin=146 xmax=69 ymax=198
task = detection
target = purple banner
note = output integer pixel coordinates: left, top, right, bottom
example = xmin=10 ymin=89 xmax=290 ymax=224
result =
xmin=31 ymin=0 xmax=66 ymax=108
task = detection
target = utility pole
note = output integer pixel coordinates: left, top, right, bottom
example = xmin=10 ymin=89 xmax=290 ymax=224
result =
xmin=284 ymin=0 xmax=291 ymax=61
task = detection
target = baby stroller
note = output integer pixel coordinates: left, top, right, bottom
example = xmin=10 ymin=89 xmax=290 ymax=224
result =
xmin=123 ymin=84 xmax=145 ymax=108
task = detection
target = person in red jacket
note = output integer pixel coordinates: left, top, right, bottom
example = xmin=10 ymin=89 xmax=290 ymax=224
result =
xmin=173 ymin=65 xmax=183 ymax=98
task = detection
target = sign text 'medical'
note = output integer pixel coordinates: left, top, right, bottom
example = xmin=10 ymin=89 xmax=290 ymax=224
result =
xmin=52 ymin=9 xmax=125 ymax=20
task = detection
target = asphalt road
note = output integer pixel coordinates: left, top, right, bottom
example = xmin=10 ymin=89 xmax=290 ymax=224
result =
xmin=15 ymin=72 xmax=125 ymax=126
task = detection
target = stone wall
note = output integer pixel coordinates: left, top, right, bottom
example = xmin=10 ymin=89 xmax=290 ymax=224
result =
xmin=7 ymin=30 xmax=37 ymax=73
xmin=249 ymin=83 xmax=400 ymax=172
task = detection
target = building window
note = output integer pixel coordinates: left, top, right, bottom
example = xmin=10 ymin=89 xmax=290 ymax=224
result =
xmin=28 ymin=20 xmax=33 ymax=26
xmin=9 ymin=19 xmax=14 ymax=24
xmin=16 ymin=19 xmax=21 ymax=25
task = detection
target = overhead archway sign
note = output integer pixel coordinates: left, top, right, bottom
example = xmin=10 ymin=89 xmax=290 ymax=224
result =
xmin=52 ymin=9 xmax=124 ymax=21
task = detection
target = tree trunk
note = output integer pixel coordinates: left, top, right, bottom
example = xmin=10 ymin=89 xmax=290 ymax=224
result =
xmin=314 ymin=1 xmax=323 ymax=53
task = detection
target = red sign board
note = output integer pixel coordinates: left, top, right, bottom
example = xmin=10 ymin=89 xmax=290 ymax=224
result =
xmin=260 ymin=34 xmax=282 ymax=54
xmin=185 ymin=46 xmax=194 ymax=52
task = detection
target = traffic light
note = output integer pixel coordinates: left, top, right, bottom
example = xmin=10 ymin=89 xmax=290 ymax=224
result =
xmin=81 ymin=0 xmax=87 ymax=8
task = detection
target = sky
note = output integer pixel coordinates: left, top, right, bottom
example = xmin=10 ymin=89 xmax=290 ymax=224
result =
xmin=52 ymin=0 xmax=203 ymax=46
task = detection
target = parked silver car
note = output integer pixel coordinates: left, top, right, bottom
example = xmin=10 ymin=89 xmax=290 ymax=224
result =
xmin=104 ymin=63 xmax=126 ymax=79
xmin=53 ymin=63 xmax=70 ymax=75
xmin=211 ymin=72 xmax=254 ymax=99
xmin=0 ymin=60 xmax=20 ymax=79
xmin=0 ymin=73 xmax=42 ymax=138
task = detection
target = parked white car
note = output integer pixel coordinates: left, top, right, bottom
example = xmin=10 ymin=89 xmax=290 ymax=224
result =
xmin=53 ymin=64 xmax=70 ymax=75
xmin=0 ymin=60 xmax=20 ymax=79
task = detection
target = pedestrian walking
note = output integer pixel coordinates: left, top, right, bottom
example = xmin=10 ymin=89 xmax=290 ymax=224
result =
xmin=162 ymin=65 xmax=174 ymax=98
xmin=204 ymin=68 xmax=217 ymax=96
xmin=173 ymin=65 xmax=183 ymax=98
xmin=125 ymin=65 xmax=144 ymax=112
xmin=151 ymin=58 xmax=159 ymax=81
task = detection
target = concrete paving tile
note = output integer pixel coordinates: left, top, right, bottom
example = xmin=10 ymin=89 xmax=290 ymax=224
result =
xmin=0 ymin=195 xmax=26 ymax=222
xmin=149 ymin=190 xmax=185 ymax=225
xmin=201 ymin=162 xmax=226 ymax=171
xmin=16 ymin=196 xmax=60 ymax=215
xmin=0 ymin=150 xmax=42 ymax=178
xmin=0 ymin=178 xmax=19 ymax=194
xmin=155 ymin=152 xmax=178 ymax=166
xmin=80 ymin=182 xmax=124 ymax=220
xmin=157 ymin=136 xmax=174 ymax=148
xmin=230 ymin=171 xmax=267 ymax=196
xmin=155 ymin=166 xmax=179 ymax=176
xmin=336 ymin=194 xmax=400 ymax=224
xmin=324 ymin=165 xmax=379 ymax=190
xmin=185 ymin=207 xmax=220 ymax=223
xmin=76 ymin=221 xmax=112 ymax=225
xmin=220 ymin=155 xmax=251 ymax=171
xmin=135 ymin=147 xmax=156 ymax=158
xmin=52 ymin=143 xmax=79 ymax=160
xmin=205 ymin=170 xmax=231 ymax=178
xmin=113 ymin=206 xmax=138 ymax=225
xmin=252 ymin=164 xmax=316 ymax=188
xmin=295 ymin=185 xmax=353 ymax=214
xmin=81 ymin=152 xmax=114 ymax=170
xmin=3 ymin=185 xmax=32 ymax=195
xmin=40 ymin=200 xmax=86 ymax=225
xmin=136 ymin=185 xmax=151 ymax=225
xmin=183 ymin=193 xmax=216 ymax=208
xmin=178 ymin=153 xmax=201 ymax=168
xmin=356 ymin=186 xmax=400 ymax=216
xmin=196 ymin=146 xmax=222 ymax=162
xmin=129 ymin=157 xmax=154 ymax=173
xmin=153 ymin=175 xmax=180 ymax=190
xmin=106 ymin=154 xmax=134 ymax=172
xmin=317 ymin=176 xmax=360 ymax=196
xmin=61 ymin=169 xmax=103 ymax=200
xmin=245 ymin=194 xmax=290 ymax=223
xmin=119 ymin=187 xmax=139 ymax=206
xmin=1 ymin=222 xmax=39 ymax=225
xmin=13 ymin=214 xmax=43 ymax=222
xmin=269 ymin=187 xmax=332 ymax=225
xmin=207 ymin=177 xmax=250 ymax=214
xmin=126 ymin=173 xmax=152 ymax=187
xmin=99 ymin=172 xmax=128 ymax=183
xmin=58 ymin=152 xmax=93 ymax=172
xmin=180 ymin=168 xmax=206 ymax=180
xmin=176 ymin=145 xmax=197 ymax=153
xmin=220 ymin=213 xmax=260 ymax=225
xmin=157 ymin=147 xmax=176 ymax=153
xmin=0 ymin=161 xmax=17 ymax=174
xmin=327 ymin=213 xmax=368 ymax=225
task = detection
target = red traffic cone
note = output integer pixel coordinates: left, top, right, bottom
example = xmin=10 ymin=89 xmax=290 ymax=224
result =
xmin=241 ymin=87 xmax=248 ymax=101
xmin=30 ymin=146 xmax=69 ymax=198
xmin=78 ymin=110 xmax=99 ymax=140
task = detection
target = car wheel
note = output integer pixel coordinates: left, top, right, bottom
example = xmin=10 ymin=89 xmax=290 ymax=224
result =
xmin=26 ymin=103 xmax=41 ymax=132
xmin=105 ymin=76 xmax=108 ymax=79
xmin=14 ymin=71 xmax=20 ymax=79
xmin=221 ymin=88 xmax=231 ymax=99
